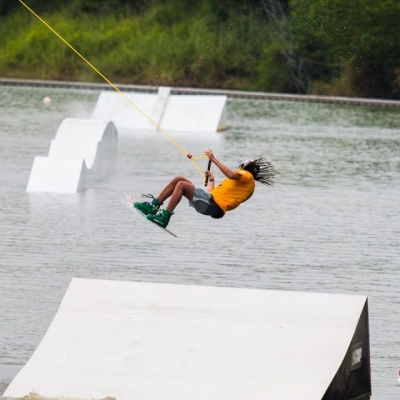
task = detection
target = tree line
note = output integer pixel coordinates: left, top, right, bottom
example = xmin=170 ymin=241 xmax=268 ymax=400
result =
xmin=0 ymin=0 xmax=398 ymax=99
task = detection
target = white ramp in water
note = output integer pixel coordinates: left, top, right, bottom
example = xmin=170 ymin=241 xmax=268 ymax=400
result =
xmin=91 ymin=87 xmax=227 ymax=133
xmin=26 ymin=118 xmax=118 ymax=193
xmin=3 ymin=279 xmax=371 ymax=400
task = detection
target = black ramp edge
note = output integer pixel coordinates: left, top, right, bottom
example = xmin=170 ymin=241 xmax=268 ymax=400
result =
xmin=322 ymin=299 xmax=371 ymax=400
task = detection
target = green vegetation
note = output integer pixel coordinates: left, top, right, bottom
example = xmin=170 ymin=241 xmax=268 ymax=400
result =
xmin=290 ymin=0 xmax=400 ymax=99
xmin=0 ymin=0 xmax=399 ymax=99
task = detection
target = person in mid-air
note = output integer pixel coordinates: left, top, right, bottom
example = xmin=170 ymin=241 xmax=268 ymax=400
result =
xmin=134 ymin=149 xmax=275 ymax=228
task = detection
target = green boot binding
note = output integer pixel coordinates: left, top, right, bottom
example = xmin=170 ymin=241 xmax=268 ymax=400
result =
xmin=147 ymin=208 xmax=172 ymax=228
xmin=134 ymin=194 xmax=161 ymax=215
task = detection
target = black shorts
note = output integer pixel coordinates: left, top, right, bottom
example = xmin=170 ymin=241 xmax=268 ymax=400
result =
xmin=204 ymin=196 xmax=224 ymax=219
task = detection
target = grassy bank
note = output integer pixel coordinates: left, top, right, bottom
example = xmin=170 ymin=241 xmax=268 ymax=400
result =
xmin=1 ymin=0 xmax=399 ymax=99
xmin=0 ymin=3 xmax=293 ymax=92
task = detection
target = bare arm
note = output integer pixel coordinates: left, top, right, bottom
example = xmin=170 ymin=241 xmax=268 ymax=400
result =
xmin=205 ymin=170 xmax=215 ymax=192
xmin=205 ymin=149 xmax=240 ymax=180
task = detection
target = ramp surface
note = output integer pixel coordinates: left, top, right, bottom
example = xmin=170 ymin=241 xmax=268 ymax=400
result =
xmin=26 ymin=119 xmax=118 ymax=193
xmin=91 ymin=87 xmax=227 ymax=133
xmin=3 ymin=279 xmax=370 ymax=400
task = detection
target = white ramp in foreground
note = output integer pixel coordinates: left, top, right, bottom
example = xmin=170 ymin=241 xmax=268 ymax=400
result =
xmin=26 ymin=118 xmax=118 ymax=193
xmin=91 ymin=87 xmax=227 ymax=133
xmin=3 ymin=279 xmax=371 ymax=400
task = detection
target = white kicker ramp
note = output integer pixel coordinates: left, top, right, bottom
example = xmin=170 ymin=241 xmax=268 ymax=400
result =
xmin=26 ymin=119 xmax=118 ymax=193
xmin=3 ymin=279 xmax=371 ymax=400
xmin=91 ymin=87 xmax=227 ymax=133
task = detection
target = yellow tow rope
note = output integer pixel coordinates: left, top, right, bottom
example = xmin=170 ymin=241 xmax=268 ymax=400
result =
xmin=19 ymin=0 xmax=208 ymax=181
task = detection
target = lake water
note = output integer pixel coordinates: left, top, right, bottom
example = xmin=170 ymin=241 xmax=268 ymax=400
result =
xmin=0 ymin=85 xmax=399 ymax=399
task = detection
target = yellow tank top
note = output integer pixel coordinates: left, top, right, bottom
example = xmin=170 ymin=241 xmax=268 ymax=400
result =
xmin=211 ymin=170 xmax=255 ymax=214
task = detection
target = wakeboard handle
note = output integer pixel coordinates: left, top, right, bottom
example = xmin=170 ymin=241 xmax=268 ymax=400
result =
xmin=204 ymin=160 xmax=212 ymax=186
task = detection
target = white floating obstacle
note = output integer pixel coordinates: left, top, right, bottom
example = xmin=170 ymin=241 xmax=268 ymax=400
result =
xmin=26 ymin=118 xmax=118 ymax=193
xmin=91 ymin=86 xmax=227 ymax=133
xmin=3 ymin=278 xmax=371 ymax=400
xmin=26 ymin=86 xmax=226 ymax=193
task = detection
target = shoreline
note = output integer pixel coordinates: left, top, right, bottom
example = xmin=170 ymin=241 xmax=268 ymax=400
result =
xmin=1 ymin=77 xmax=400 ymax=108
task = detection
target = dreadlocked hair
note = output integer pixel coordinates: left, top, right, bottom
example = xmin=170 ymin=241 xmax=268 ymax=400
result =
xmin=253 ymin=157 xmax=276 ymax=186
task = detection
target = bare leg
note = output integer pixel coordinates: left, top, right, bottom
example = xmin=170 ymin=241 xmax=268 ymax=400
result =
xmin=157 ymin=176 xmax=193 ymax=204
xmin=166 ymin=181 xmax=195 ymax=213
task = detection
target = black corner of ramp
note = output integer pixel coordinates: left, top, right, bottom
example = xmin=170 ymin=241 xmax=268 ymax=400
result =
xmin=322 ymin=299 xmax=371 ymax=400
